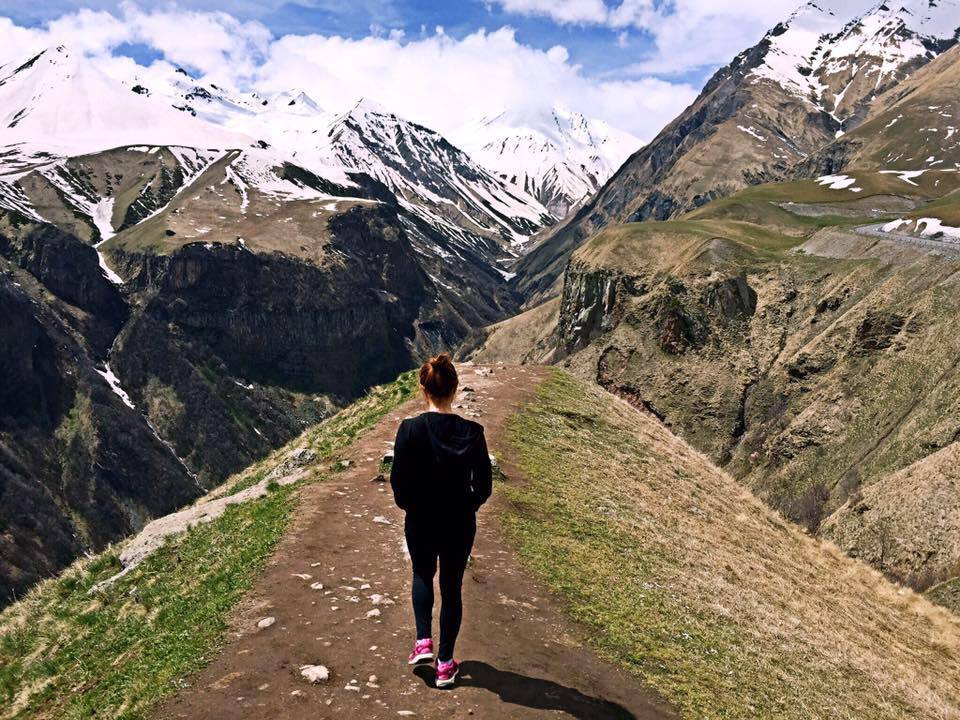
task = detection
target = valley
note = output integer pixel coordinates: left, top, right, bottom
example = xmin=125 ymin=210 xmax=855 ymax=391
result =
xmin=4 ymin=1 xmax=960 ymax=717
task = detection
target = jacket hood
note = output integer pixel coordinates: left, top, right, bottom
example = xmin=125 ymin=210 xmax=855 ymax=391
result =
xmin=422 ymin=412 xmax=484 ymax=463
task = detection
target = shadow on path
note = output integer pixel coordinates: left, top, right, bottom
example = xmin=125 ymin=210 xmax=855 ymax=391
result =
xmin=413 ymin=660 xmax=638 ymax=719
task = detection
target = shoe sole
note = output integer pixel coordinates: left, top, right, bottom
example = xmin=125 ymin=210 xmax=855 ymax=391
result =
xmin=408 ymin=652 xmax=434 ymax=665
xmin=436 ymin=667 xmax=459 ymax=688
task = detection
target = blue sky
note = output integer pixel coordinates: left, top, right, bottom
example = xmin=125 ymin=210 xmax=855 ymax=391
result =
xmin=0 ymin=0 xmax=804 ymax=140
xmin=0 ymin=0 xmax=798 ymax=85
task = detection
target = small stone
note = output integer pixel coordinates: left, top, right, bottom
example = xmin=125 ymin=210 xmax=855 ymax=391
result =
xmin=291 ymin=690 xmax=304 ymax=697
xmin=398 ymin=712 xmax=416 ymax=717
xmin=369 ymin=675 xmax=378 ymax=684
xmin=257 ymin=617 xmax=276 ymax=629
xmin=310 ymin=582 xmax=325 ymax=591
xmin=366 ymin=608 xmax=381 ymax=618
xmin=300 ymin=665 xmax=330 ymax=683
xmin=373 ymin=516 xmax=391 ymax=525
xmin=345 ymin=683 xmax=361 ymax=692
xmin=292 ymin=573 xmax=312 ymax=580
xmin=371 ymin=474 xmax=387 ymax=483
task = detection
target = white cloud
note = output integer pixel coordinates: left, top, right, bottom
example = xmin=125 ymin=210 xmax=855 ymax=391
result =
xmin=0 ymin=6 xmax=699 ymax=142
xmin=254 ymin=26 xmax=696 ymax=140
xmin=493 ymin=0 xmax=609 ymax=24
xmin=492 ymin=0 xmax=822 ymax=73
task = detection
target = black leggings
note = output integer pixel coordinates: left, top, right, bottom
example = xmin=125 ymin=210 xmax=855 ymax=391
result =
xmin=405 ymin=513 xmax=476 ymax=662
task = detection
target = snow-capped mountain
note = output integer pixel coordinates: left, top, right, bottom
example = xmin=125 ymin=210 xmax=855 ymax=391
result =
xmin=0 ymin=47 xmax=563 ymax=264
xmin=455 ymin=106 xmax=641 ymax=218
xmin=752 ymin=0 xmax=960 ymax=128
xmin=0 ymin=46 xmax=245 ymax=175
xmin=323 ymin=100 xmax=552 ymax=256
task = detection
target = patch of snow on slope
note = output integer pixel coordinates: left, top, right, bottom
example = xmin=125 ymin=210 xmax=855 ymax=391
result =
xmin=917 ymin=217 xmax=960 ymax=240
xmin=817 ymin=174 xmax=857 ymax=190
xmin=737 ymin=125 xmax=768 ymax=142
xmin=96 ymin=364 xmax=135 ymax=408
xmin=91 ymin=198 xmax=115 ymax=240
xmin=879 ymin=169 xmax=927 ymax=186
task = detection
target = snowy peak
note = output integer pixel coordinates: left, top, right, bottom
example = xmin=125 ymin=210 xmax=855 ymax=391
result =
xmin=455 ymin=105 xmax=641 ymax=218
xmin=0 ymin=46 xmax=245 ymax=165
xmin=752 ymin=0 xmax=960 ymax=123
xmin=326 ymin=100 xmax=552 ymax=255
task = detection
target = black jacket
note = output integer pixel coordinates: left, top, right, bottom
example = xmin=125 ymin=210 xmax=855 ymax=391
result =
xmin=390 ymin=412 xmax=492 ymax=517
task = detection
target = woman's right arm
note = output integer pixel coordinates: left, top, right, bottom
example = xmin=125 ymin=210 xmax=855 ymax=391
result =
xmin=389 ymin=421 xmax=411 ymax=510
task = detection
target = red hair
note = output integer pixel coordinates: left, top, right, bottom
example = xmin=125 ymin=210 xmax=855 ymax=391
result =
xmin=419 ymin=353 xmax=458 ymax=400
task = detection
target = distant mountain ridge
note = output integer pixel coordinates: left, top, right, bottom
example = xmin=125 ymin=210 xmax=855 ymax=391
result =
xmin=454 ymin=106 xmax=641 ymax=219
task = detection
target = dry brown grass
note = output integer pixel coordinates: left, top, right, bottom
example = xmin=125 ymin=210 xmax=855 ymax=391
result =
xmin=822 ymin=443 xmax=960 ymax=590
xmin=504 ymin=370 xmax=960 ymax=719
xmin=465 ymin=296 xmax=561 ymax=365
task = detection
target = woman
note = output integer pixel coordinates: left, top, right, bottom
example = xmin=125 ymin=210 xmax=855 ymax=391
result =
xmin=390 ymin=354 xmax=492 ymax=688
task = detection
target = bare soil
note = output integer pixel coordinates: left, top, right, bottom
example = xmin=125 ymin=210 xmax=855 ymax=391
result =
xmin=157 ymin=364 xmax=675 ymax=720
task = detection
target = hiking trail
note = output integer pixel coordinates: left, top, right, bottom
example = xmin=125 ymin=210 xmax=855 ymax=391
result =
xmin=159 ymin=365 xmax=674 ymax=720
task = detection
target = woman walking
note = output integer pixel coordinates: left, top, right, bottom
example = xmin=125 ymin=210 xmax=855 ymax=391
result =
xmin=390 ymin=354 xmax=493 ymax=688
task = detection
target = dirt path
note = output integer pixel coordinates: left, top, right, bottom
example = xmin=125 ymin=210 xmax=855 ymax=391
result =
xmin=159 ymin=365 xmax=675 ymax=720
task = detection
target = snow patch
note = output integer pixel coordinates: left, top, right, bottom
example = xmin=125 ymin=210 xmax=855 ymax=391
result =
xmin=916 ymin=218 xmax=960 ymax=240
xmin=737 ymin=125 xmax=768 ymax=142
xmin=96 ymin=364 xmax=135 ymax=409
xmin=879 ymin=169 xmax=927 ymax=186
xmin=817 ymin=174 xmax=857 ymax=190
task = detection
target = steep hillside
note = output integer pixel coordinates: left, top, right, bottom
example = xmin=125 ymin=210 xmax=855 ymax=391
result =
xmin=823 ymin=443 xmax=960 ymax=589
xmin=474 ymin=172 xmax=960 ymax=594
xmin=803 ymin=32 xmax=960 ymax=177
xmin=0 ymin=370 xmax=417 ymax=717
xmin=503 ymin=370 xmax=960 ymax=718
xmin=513 ymin=0 xmax=960 ymax=300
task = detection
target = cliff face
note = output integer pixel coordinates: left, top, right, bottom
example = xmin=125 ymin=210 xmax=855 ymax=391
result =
xmin=109 ymin=205 xmax=445 ymax=489
xmin=0 ymin=264 xmax=200 ymax=607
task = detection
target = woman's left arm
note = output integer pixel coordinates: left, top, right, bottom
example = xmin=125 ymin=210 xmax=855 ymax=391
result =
xmin=470 ymin=431 xmax=493 ymax=510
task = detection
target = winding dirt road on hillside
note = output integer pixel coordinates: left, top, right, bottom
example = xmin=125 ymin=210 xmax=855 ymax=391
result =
xmin=158 ymin=364 xmax=675 ymax=720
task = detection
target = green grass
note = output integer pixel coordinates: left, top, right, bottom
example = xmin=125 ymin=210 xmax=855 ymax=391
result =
xmin=909 ymin=189 xmax=960 ymax=226
xmin=500 ymin=370 xmax=960 ymax=719
xmin=0 ymin=369 xmax=418 ymax=720
xmin=927 ymin=577 xmax=960 ymax=614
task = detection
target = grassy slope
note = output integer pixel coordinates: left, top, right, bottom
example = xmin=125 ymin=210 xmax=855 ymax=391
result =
xmin=0 ymin=371 xmax=417 ymax=720
xmin=928 ymin=578 xmax=960 ymax=614
xmin=502 ymin=370 xmax=960 ymax=720
xmin=908 ymin=189 xmax=960 ymax=226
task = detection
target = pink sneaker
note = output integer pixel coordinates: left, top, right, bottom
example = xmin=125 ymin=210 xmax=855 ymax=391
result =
xmin=435 ymin=659 xmax=459 ymax=688
xmin=408 ymin=638 xmax=434 ymax=665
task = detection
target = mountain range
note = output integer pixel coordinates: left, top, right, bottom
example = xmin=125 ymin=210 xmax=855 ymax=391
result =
xmin=514 ymin=0 xmax=960 ymax=299
xmin=5 ymin=0 xmax=960 ymax=614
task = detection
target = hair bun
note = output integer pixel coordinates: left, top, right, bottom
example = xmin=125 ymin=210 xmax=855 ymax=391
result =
xmin=420 ymin=353 xmax=458 ymax=400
